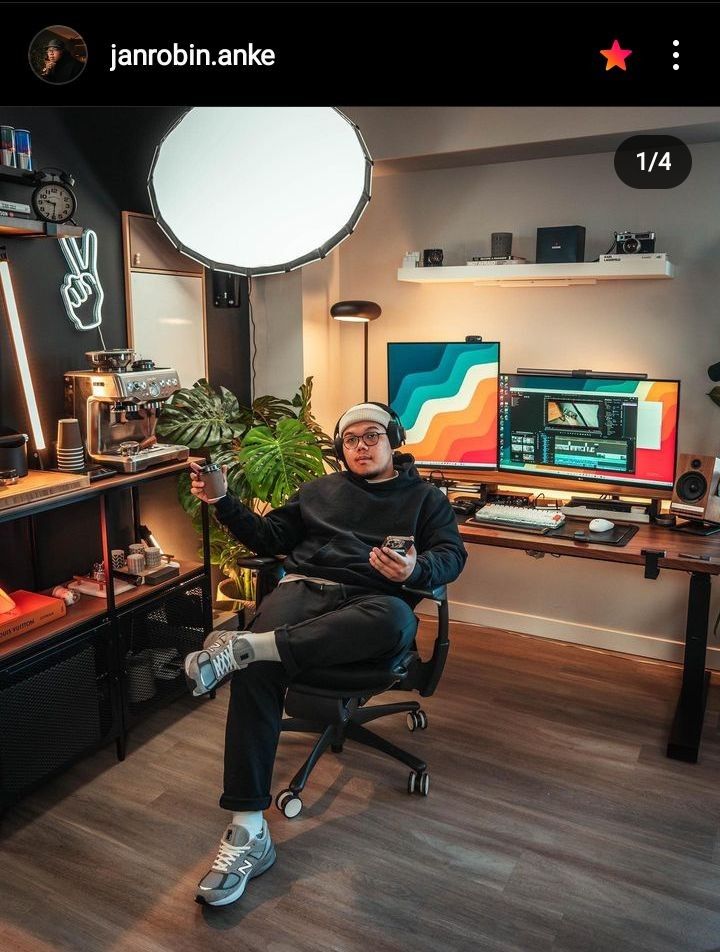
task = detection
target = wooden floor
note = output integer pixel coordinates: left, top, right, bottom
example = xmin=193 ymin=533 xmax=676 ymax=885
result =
xmin=3 ymin=620 xmax=720 ymax=952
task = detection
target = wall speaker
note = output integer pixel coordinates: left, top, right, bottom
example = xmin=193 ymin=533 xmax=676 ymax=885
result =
xmin=212 ymin=271 xmax=242 ymax=308
xmin=670 ymin=454 xmax=720 ymax=524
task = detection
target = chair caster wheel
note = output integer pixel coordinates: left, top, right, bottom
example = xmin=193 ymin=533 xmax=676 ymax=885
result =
xmin=406 ymin=710 xmax=428 ymax=732
xmin=276 ymin=788 xmax=303 ymax=818
xmin=331 ymin=743 xmax=344 ymax=753
xmin=407 ymin=770 xmax=429 ymax=796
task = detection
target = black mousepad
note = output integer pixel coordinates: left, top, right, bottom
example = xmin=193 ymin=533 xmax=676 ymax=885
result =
xmin=547 ymin=518 xmax=640 ymax=547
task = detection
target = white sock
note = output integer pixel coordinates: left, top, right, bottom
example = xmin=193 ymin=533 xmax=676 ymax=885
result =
xmin=238 ymin=630 xmax=281 ymax=663
xmin=231 ymin=810 xmax=264 ymax=837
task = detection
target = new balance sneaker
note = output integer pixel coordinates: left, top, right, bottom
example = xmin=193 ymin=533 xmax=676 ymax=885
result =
xmin=184 ymin=631 xmax=255 ymax=697
xmin=196 ymin=819 xmax=276 ymax=907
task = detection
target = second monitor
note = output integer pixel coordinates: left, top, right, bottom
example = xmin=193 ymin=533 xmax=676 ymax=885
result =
xmin=499 ymin=373 xmax=680 ymax=491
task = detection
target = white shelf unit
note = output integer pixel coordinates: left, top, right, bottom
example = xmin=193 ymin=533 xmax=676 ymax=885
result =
xmin=397 ymin=254 xmax=675 ymax=287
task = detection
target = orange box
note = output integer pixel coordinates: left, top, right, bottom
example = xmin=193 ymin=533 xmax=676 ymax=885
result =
xmin=0 ymin=590 xmax=66 ymax=643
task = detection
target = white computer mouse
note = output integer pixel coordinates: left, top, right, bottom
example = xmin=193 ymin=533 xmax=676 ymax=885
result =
xmin=589 ymin=518 xmax=615 ymax=533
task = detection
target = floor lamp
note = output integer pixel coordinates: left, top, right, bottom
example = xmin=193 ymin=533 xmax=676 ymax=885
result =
xmin=330 ymin=300 xmax=381 ymax=402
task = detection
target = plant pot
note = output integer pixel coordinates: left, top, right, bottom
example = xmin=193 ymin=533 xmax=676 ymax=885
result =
xmin=215 ymin=578 xmax=255 ymax=626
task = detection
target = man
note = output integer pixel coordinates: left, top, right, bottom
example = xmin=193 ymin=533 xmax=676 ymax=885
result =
xmin=185 ymin=402 xmax=467 ymax=907
xmin=40 ymin=38 xmax=84 ymax=83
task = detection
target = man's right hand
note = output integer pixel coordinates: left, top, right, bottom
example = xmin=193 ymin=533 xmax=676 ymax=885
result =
xmin=189 ymin=461 xmax=228 ymax=504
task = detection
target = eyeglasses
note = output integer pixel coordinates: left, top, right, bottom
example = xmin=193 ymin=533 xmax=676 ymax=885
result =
xmin=342 ymin=430 xmax=386 ymax=450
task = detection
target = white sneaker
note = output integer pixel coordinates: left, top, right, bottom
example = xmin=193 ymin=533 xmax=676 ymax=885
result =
xmin=196 ymin=819 xmax=276 ymax=906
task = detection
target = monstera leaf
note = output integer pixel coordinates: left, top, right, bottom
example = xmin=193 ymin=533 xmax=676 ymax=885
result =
xmin=246 ymin=394 xmax=297 ymax=430
xmin=157 ymin=379 xmax=246 ymax=448
xmin=239 ymin=418 xmax=325 ymax=508
xmin=292 ymin=377 xmax=341 ymax=472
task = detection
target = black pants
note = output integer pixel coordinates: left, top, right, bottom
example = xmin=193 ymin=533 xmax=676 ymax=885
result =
xmin=219 ymin=579 xmax=418 ymax=811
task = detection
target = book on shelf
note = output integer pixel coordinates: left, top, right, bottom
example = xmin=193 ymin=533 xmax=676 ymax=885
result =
xmin=0 ymin=209 xmax=34 ymax=220
xmin=466 ymin=256 xmax=528 ymax=266
xmin=0 ymin=590 xmax=66 ymax=643
xmin=0 ymin=199 xmax=32 ymax=214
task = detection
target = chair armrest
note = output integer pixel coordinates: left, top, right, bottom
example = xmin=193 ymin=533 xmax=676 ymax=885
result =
xmin=233 ymin=555 xmax=285 ymax=608
xmin=234 ymin=555 xmax=284 ymax=571
xmin=397 ymin=584 xmax=450 ymax=698
xmin=401 ymin=583 xmax=447 ymax=603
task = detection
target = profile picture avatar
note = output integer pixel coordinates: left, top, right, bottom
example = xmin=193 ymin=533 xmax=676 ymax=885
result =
xmin=29 ymin=26 xmax=87 ymax=84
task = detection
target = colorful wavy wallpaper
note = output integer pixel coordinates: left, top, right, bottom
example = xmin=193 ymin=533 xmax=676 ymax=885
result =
xmin=499 ymin=375 xmax=680 ymax=488
xmin=388 ymin=342 xmax=500 ymax=468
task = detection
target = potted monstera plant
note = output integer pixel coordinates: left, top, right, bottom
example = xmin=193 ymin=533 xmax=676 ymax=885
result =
xmin=157 ymin=376 xmax=338 ymax=616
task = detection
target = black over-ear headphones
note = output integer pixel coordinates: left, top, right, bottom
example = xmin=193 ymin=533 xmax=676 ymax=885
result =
xmin=333 ymin=402 xmax=406 ymax=466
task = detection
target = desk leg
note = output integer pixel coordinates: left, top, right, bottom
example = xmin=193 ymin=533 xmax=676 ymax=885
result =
xmin=667 ymin=571 xmax=712 ymax=763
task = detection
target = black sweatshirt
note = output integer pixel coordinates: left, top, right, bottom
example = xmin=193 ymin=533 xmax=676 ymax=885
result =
xmin=213 ymin=454 xmax=467 ymax=606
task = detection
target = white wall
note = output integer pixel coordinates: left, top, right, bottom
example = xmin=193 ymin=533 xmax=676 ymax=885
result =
xmin=250 ymin=269 xmax=304 ymax=401
xmin=252 ymin=109 xmax=720 ymax=669
xmin=334 ymin=141 xmax=720 ymax=668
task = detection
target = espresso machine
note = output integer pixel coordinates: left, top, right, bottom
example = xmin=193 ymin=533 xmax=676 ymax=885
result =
xmin=64 ymin=350 xmax=190 ymax=473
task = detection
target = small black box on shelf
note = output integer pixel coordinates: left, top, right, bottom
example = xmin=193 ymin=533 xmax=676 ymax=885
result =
xmin=536 ymin=225 xmax=586 ymax=263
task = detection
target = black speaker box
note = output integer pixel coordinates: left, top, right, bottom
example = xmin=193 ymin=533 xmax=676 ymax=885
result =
xmin=536 ymin=225 xmax=586 ymax=264
xmin=670 ymin=454 xmax=720 ymax=524
xmin=212 ymin=271 xmax=242 ymax=308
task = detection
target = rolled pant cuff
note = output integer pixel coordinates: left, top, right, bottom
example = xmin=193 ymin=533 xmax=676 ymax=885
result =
xmin=219 ymin=793 xmax=272 ymax=811
xmin=275 ymin=625 xmax=300 ymax=678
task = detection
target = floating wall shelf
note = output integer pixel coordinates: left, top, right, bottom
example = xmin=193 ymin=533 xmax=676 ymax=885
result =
xmin=397 ymin=254 xmax=675 ymax=287
xmin=0 ymin=219 xmax=83 ymax=239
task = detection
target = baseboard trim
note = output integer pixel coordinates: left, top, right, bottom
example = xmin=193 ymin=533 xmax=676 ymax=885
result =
xmin=429 ymin=598 xmax=720 ymax=670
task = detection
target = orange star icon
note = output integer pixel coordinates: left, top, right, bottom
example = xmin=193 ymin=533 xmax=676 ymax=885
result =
xmin=600 ymin=39 xmax=632 ymax=71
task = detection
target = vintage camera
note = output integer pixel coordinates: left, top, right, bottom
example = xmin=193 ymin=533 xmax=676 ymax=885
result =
xmin=614 ymin=231 xmax=656 ymax=254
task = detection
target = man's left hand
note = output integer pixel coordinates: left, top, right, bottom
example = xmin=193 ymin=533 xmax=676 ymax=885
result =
xmin=369 ymin=544 xmax=417 ymax=583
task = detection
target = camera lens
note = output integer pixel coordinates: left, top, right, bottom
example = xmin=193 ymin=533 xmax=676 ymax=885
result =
xmin=623 ymin=237 xmax=640 ymax=254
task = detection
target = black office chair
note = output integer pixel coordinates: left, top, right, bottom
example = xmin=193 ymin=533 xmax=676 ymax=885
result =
xmin=236 ymin=556 xmax=450 ymax=818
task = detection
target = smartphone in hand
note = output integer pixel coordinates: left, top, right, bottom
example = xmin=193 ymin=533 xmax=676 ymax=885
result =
xmin=382 ymin=535 xmax=414 ymax=557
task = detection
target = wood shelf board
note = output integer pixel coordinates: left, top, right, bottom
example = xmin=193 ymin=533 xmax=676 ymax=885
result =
xmin=114 ymin=561 xmax=205 ymax=609
xmin=0 ymin=459 xmax=201 ymax=523
xmin=0 ymin=470 xmax=90 ymax=512
xmin=0 ymin=597 xmax=108 ymax=661
xmin=0 ymin=166 xmax=38 ymax=185
xmin=0 ymin=219 xmax=83 ymax=239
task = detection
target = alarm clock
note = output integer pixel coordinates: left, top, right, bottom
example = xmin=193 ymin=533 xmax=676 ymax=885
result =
xmin=31 ymin=169 xmax=77 ymax=224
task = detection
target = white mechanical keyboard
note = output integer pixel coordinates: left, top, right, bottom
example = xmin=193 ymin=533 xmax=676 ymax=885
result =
xmin=470 ymin=504 xmax=566 ymax=534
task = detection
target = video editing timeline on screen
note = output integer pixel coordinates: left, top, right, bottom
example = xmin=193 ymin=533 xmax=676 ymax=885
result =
xmin=498 ymin=374 xmax=680 ymax=491
xmin=504 ymin=382 xmax=638 ymax=475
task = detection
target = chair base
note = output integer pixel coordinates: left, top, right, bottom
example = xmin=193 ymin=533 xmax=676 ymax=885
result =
xmin=281 ymin=698 xmax=427 ymax=798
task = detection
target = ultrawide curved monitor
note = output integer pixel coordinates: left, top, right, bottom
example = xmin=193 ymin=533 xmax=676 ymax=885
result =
xmin=499 ymin=373 xmax=680 ymax=490
xmin=388 ymin=341 xmax=500 ymax=470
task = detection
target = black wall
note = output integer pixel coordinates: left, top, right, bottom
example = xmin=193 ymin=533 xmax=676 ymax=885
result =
xmin=0 ymin=107 xmax=250 ymax=449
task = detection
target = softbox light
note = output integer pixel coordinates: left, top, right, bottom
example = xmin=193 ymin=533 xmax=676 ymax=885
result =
xmin=148 ymin=107 xmax=373 ymax=277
